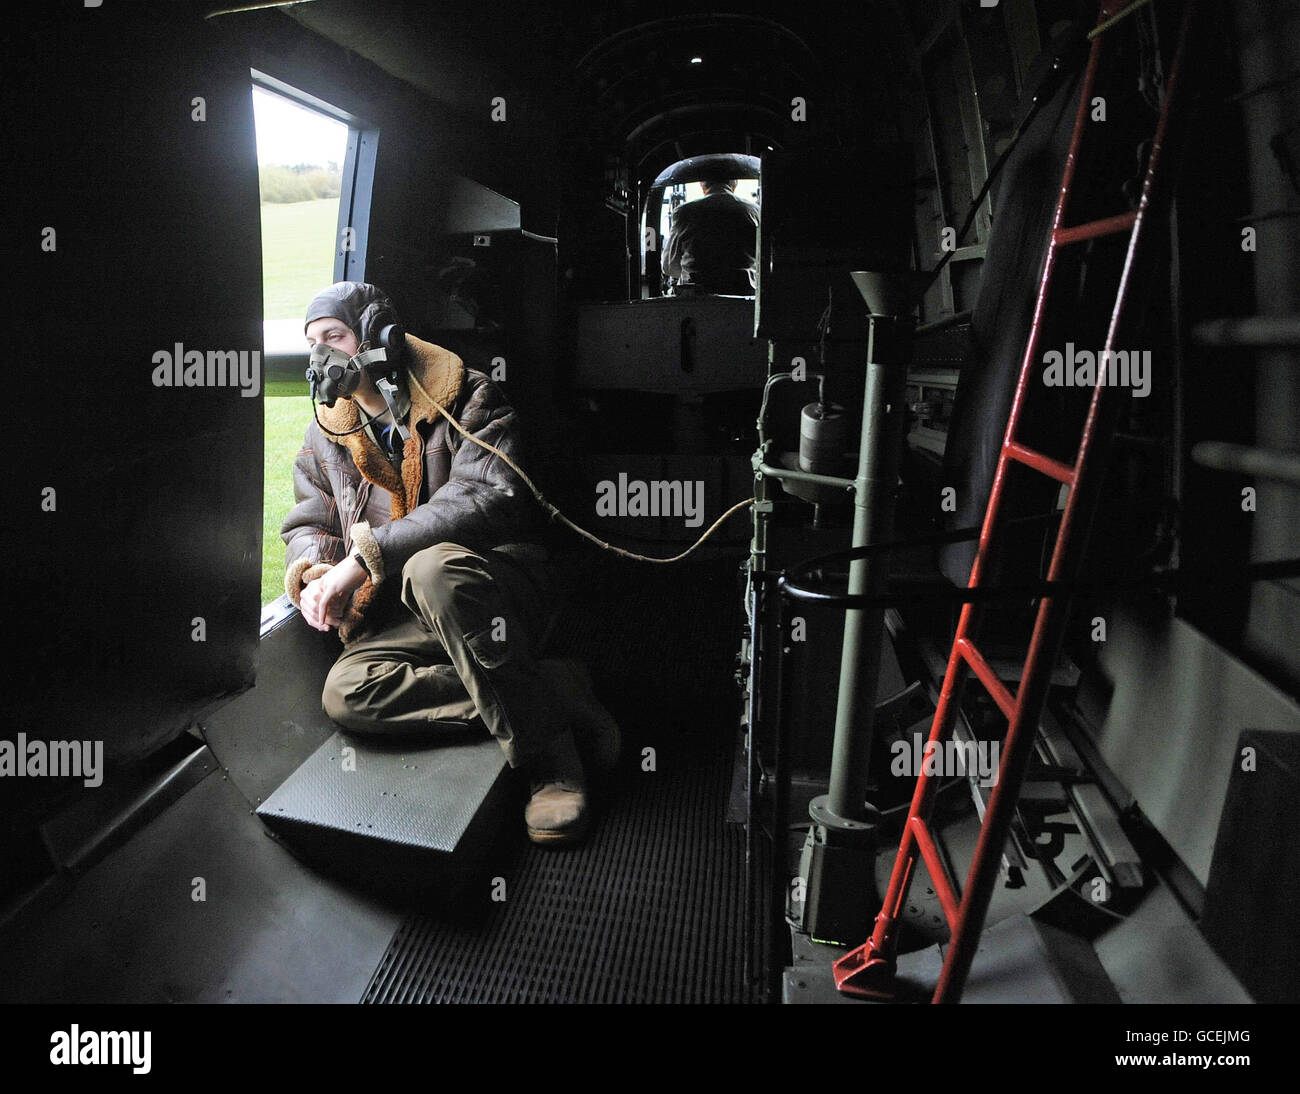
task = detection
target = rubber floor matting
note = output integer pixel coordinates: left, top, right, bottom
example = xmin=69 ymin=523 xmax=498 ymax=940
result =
xmin=361 ymin=553 xmax=764 ymax=1003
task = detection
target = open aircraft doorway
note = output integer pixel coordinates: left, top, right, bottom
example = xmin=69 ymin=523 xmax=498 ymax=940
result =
xmin=251 ymin=80 xmax=352 ymax=610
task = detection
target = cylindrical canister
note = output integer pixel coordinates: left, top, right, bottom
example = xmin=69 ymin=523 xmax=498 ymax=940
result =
xmin=799 ymin=402 xmax=849 ymax=473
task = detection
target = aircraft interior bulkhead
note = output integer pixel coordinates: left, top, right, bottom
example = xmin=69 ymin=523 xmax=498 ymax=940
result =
xmin=2 ymin=0 xmax=1298 ymax=1044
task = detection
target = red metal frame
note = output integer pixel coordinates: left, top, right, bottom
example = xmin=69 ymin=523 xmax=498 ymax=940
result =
xmin=833 ymin=0 xmax=1196 ymax=1004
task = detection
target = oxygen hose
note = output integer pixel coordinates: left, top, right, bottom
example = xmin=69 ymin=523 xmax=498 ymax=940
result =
xmin=404 ymin=365 xmax=754 ymax=564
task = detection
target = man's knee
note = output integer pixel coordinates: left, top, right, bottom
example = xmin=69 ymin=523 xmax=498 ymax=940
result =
xmin=322 ymin=658 xmax=372 ymax=729
xmin=401 ymin=542 xmax=485 ymax=618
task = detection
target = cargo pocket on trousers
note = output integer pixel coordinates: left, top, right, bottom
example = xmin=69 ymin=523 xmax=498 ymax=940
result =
xmin=465 ymin=624 xmax=512 ymax=670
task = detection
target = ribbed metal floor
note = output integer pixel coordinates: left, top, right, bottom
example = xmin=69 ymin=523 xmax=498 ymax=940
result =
xmin=362 ymin=747 xmax=757 ymax=1003
xmin=361 ymin=552 xmax=762 ymax=1003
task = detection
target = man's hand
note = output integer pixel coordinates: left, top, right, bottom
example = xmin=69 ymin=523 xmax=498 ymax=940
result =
xmin=300 ymin=556 xmax=369 ymax=632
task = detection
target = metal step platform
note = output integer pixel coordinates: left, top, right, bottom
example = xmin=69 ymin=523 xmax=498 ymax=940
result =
xmin=257 ymin=730 xmax=515 ymax=911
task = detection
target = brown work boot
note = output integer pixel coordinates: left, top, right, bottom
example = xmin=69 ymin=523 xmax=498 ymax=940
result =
xmin=523 ymin=729 xmax=590 ymax=845
xmin=542 ymin=658 xmax=622 ymax=778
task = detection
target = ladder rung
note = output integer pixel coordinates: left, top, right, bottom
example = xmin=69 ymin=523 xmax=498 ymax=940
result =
xmin=1053 ymin=210 xmax=1138 ymax=247
xmin=1005 ymin=441 xmax=1077 ymax=485
xmin=909 ymin=816 xmax=960 ymax=931
xmin=956 ymin=637 xmax=1018 ymax=721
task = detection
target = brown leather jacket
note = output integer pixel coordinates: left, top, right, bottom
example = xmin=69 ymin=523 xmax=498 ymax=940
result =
xmin=281 ymin=333 xmax=542 ymax=643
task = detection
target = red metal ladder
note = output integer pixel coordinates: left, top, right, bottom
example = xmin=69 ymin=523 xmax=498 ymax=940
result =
xmin=833 ymin=0 xmax=1197 ymax=1004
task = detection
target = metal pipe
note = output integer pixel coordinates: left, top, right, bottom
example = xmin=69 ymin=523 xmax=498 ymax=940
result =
xmin=1191 ymin=441 xmax=1300 ymax=488
xmin=743 ymin=465 xmax=772 ymax=992
xmin=758 ymin=371 xmax=828 ymax=450
xmin=825 ymin=315 xmax=912 ymax=821
xmin=204 ymin=0 xmax=317 ymax=17
xmin=769 ymin=593 xmax=794 ymax=1003
xmin=755 ymin=459 xmax=855 ymax=492
xmin=1087 ymin=0 xmax=1154 ymax=40
xmin=1192 ymin=315 xmax=1300 ymax=347
xmin=914 ymin=309 xmax=973 ymax=337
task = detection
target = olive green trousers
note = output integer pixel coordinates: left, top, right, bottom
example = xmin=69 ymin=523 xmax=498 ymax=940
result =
xmin=321 ymin=542 xmax=561 ymax=768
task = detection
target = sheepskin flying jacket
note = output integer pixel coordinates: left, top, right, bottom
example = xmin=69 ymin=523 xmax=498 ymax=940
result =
xmin=281 ymin=333 xmax=539 ymax=644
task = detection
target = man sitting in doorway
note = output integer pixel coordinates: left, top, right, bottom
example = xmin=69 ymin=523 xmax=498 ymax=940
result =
xmin=282 ymin=281 xmax=619 ymax=845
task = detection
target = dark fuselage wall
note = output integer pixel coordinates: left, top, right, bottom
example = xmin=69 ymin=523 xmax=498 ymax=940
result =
xmin=7 ymin=2 xmax=265 ymax=814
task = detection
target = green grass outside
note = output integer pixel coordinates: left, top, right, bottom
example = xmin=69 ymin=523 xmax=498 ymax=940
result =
xmin=263 ymin=383 xmax=318 ymax=605
xmin=260 ymin=195 xmax=340 ymax=605
xmin=257 ymin=198 xmax=340 ymax=605
xmin=261 ymin=198 xmax=340 ymax=319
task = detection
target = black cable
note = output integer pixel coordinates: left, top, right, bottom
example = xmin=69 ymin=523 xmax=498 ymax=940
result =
xmin=792 ymin=508 xmax=1062 ymax=576
xmin=780 ymin=556 xmax=1300 ymax=610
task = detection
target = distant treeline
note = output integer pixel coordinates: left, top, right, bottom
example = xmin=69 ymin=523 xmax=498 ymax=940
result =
xmin=259 ymin=162 xmax=342 ymax=204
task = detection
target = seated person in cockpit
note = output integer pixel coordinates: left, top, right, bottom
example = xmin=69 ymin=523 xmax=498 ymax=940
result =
xmin=661 ymin=176 xmax=760 ymax=295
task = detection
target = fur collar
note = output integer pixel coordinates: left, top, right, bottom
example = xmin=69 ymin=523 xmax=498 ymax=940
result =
xmin=316 ymin=334 xmax=464 ymax=519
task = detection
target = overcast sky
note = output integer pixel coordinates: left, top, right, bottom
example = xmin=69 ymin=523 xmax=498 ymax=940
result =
xmin=252 ymin=87 xmax=349 ymax=168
